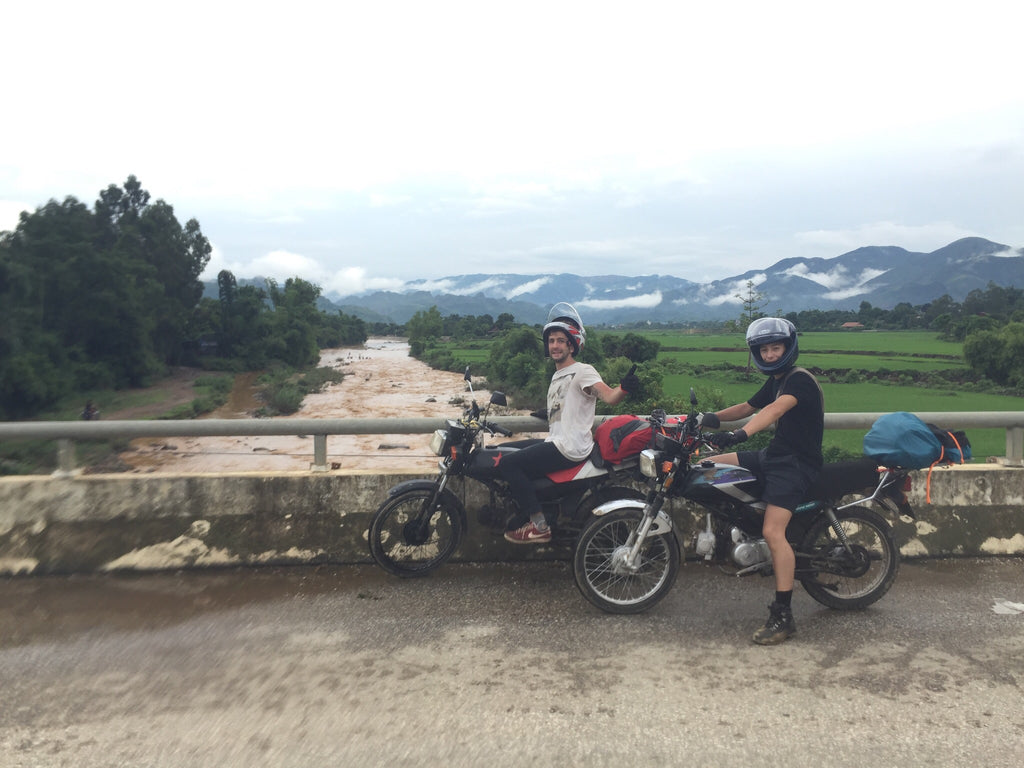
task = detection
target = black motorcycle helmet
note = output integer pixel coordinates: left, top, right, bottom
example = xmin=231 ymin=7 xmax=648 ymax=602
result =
xmin=746 ymin=317 xmax=799 ymax=374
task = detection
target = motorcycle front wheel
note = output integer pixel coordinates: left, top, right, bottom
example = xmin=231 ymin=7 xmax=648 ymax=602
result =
xmin=368 ymin=489 xmax=463 ymax=577
xmin=798 ymin=506 xmax=899 ymax=610
xmin=573 ymin=509 xmax=680 ymax=615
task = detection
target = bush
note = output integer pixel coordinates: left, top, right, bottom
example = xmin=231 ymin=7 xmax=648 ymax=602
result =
xmin=264 ymin=382 xmax=304 ymax=414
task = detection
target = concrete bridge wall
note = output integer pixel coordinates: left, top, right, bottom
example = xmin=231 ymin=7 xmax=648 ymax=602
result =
xmin=1 ymin=466 xmax=1022 ymax=576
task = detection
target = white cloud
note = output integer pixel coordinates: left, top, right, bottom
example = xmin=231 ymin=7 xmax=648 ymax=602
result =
xmin=251 ymin=251 xmax=323 ymax=280
xmin=3 ymin=1 xmax=1023 ymax=289
xmin=202 ymin=247 xmax=338 ymax=290
xmin=577 ymin=292 xmax=663 ymax=311
xmin=780 ymin=263 xmax=888 ymax=294
xmin=369 ymin=193 xmax=412 ymax=208
xmin=447 ymin=278 xmax=507 ymax=296
xmin=699 ymin=275 xmax=768 ymax=307
xmin=506 ymin=277 xmax=552 ymax=299
xmin=822 ymin=269 xmax=890 ymax=300
xmin=326 ymin=268 xmax=404 ymax=296
xmin=406 ymin=278 xmax=459 ymax=294
xmin=781 ymin=263 xmax=849 ymax=288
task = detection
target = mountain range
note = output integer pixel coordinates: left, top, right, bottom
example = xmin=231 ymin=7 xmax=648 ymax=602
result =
xmin=212 ymin=237 xmax=1024 ymax=326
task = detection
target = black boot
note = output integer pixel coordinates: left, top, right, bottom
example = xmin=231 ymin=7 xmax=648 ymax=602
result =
xmin=752 ymin=601 xmax=796 ymax=645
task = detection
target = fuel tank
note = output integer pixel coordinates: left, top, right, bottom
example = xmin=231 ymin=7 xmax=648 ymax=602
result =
xmin=465 ymin=446 xmax=516 ymax=481
xmin=681 ymin=461 xmax=762 ymax=505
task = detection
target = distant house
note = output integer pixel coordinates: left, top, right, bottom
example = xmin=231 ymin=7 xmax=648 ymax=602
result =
xmin=841 ymin=322 xmax=865 ymax=329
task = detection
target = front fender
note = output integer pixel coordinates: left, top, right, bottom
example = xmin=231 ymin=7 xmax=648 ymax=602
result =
xmin=385 ymin=479 xmax=469 ymax=531
xmin=591 ymin=498 xmax=673 ymax=535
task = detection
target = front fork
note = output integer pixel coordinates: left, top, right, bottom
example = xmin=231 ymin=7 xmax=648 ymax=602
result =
xmin=410 ymin=467 xmax=452 ymax=538
xmin=590 ymin=495 xmax=673 ymax=572
xmin=624 ymin=495 xmax=666 ymax=567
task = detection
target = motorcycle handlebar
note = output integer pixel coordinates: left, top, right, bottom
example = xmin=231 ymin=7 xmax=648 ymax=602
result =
xmin=489 ymin=423 xmax=514 ymax=438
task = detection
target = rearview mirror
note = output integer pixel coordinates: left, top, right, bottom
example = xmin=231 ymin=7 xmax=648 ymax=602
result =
xmin=490 ymin=391 xmax=508 ymax=406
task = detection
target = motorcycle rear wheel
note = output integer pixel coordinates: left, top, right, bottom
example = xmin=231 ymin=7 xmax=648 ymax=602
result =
xmin=573 ymin=509 xmax=680 ymax=615
xmin=368 ymin=489 xmax=462 ymax=577
xmin=798 ymin=506 xmax=899 ymax=610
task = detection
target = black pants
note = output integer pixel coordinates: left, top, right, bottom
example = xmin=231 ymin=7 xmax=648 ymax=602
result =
xmin=496 ymin=439 xmax=578 ymax=528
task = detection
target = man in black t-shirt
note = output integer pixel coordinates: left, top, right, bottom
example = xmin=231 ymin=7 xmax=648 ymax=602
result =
xmin=705 ymin=318 xmax=824 ymax=645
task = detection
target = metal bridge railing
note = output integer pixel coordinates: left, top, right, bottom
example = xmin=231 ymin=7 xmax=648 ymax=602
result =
xmin=2 ymin=412 xmax=1023 ymax=476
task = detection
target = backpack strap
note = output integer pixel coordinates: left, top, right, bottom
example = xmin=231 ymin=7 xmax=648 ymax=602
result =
xmin=776 ymin=366 xmax=823 ymax=405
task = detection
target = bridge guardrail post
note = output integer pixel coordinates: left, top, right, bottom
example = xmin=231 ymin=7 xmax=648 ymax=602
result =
xmin=311 ymin=434 xmax=329 ymax=472
xmin=53 ymin=439 xmax=76 ymax=477
xmin=1005 ymin=426 xmax=1023 ymax=466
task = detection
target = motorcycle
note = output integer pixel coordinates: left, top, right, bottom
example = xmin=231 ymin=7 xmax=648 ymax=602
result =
xmin=572 ymin=389 xmax=915 ymax=614
xmin=368 ymin=367 xmax=644 ymax=577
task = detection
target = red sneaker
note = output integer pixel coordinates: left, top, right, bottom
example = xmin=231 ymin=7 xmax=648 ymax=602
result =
xmin=503 ymin=521 xmax=552 ymax=544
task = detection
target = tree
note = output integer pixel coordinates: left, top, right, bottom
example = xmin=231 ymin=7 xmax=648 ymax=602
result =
xmin=406 ymin=306 xmax=444 ymax=354
xmin=736 ymin=280 xmax=768 ymax=371
xmin=736 ymin=280 xmax=768 ymax=329
xmin=964 ymin=322 xmax=1024 ymax=386
xmin=602 ymin=332 xmax=661 ymax=363
xmin=0 ymin=176 xmax=215 ymax=415
xmin=266 ymin=277 xmax=322 ymax=368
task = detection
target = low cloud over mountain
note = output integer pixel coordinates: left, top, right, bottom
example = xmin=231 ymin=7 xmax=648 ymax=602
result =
xmin=305 ymin=237 xmax=1024 ymax=324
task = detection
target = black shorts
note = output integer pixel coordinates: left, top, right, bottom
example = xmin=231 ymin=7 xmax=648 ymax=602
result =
xmin=737 ymin=450 xmax=819 ymax=512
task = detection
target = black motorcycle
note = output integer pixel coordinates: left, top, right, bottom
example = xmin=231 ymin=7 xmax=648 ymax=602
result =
xmin=573 ymin=390 xmax=915 ymax=614
xmin=368 ymin=367 xmax=644 ymax=577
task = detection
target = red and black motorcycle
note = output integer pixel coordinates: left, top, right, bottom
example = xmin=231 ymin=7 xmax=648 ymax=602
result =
xmin=368 ymin=367 xmax=644 ymax=577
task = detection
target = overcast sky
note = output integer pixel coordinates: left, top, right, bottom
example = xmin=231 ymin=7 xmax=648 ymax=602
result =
xmin=2 ymin=0 xmax=1022 ymax=297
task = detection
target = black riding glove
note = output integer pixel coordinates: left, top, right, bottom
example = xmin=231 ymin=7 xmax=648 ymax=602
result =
xmin=619 ymin=372 xmax=641 ymax=399
xmin=706 ymin=428 xmax=748 ymax=449
xmin=529 ymin=409 xmax=548 ymax=421
xmin=696 ymin=412 xmax=720 ymax=429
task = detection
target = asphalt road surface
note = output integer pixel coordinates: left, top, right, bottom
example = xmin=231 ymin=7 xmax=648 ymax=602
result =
xmin=2 ymin=557 xmax=1022 ymax=768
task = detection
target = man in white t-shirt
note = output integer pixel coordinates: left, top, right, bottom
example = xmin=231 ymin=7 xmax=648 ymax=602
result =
xmin=501 ymin=303 xmax=640 ymax=544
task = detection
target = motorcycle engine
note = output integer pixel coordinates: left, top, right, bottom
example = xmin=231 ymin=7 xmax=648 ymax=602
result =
xmin=729 ymin=527 xmax=771 ymax=569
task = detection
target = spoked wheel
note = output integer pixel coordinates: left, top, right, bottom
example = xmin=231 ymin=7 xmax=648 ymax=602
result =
xmin=368 ymin=489 xmax=462 ymax=577
xmin=573 ymin=509 xmax=680 ymax=614
xmin=798 ymin=507 xmax=899 ymax=610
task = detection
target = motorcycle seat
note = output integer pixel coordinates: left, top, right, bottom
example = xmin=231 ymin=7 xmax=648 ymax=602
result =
xmin=802 ymin=457 xmax=880 ymax=501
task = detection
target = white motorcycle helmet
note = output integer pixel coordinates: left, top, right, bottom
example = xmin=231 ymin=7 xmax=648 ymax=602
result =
xmin=542 ymin=302 xmax=586 ymax=356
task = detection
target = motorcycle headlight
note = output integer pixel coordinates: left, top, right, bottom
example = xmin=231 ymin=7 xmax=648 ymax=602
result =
xmin=429 ymin=429 xmax=450 ymax=457
xmin=639 ymin=449 xmax=662 ymax=478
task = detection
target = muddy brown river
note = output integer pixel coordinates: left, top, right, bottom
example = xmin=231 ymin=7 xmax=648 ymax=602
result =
xmin=119 ymin=339 xmax=537 ymax=474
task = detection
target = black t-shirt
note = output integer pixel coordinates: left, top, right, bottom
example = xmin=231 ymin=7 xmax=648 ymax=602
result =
xmin=747 ymin=368 xmax=824 ymax=468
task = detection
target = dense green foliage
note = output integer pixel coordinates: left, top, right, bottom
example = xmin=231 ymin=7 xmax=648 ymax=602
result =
xmin=0 ymin=177 xmax=368 ymax=420
xmin=406 ymin=306 xmax=676 ymax=415
xmin=963 ymin=322 xmax=1024 ymax=387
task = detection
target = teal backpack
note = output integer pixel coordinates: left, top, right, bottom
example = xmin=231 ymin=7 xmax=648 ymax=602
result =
xmin=863 ymin=412 xmax=943 ymax=469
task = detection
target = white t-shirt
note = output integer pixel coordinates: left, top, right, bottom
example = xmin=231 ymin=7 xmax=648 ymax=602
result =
xmin=546 ymin=362 xmax=602 ymax=461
